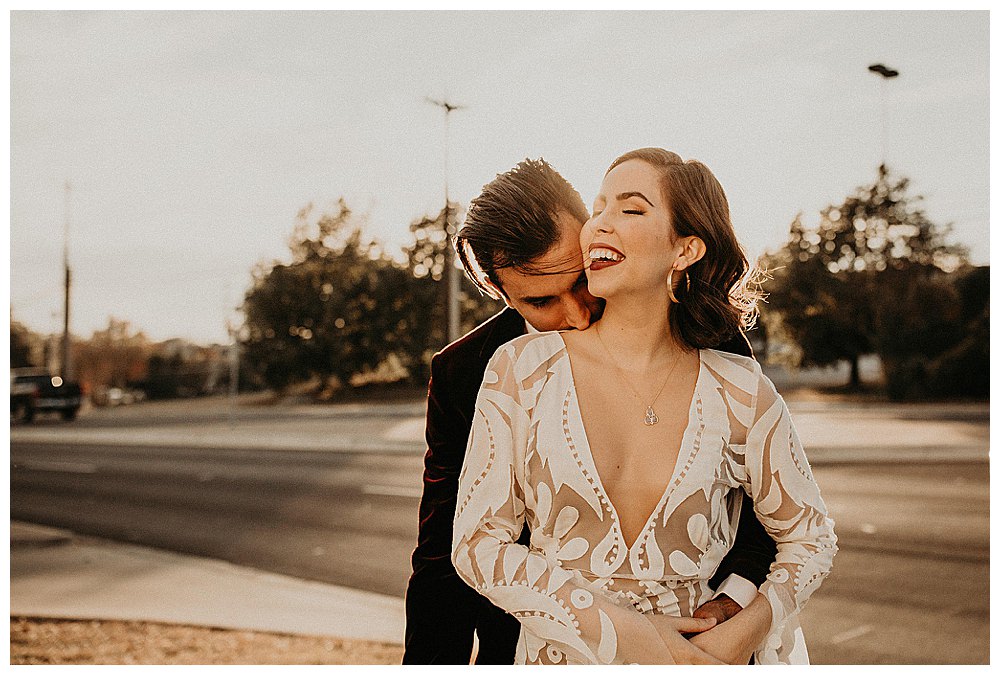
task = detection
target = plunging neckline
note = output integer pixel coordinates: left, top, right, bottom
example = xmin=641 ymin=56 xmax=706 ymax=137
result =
xmin=554 ymin=331 xmax=704 ymax=552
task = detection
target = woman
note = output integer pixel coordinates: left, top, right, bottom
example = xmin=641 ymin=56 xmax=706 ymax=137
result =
xmin=452 ymin=148 xmax=836 ymax=664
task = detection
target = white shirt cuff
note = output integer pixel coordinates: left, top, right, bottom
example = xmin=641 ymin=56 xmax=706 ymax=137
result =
xmin=713 ymin=574 xmax=758 ymax=609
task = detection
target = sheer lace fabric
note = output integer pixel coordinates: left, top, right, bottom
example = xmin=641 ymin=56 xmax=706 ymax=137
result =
xmin=452 ymin=332 xmax=837 ymax=664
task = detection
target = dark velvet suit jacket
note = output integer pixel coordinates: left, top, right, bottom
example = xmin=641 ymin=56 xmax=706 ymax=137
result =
xmin=402 ymin=308 xmax=777 ymax=664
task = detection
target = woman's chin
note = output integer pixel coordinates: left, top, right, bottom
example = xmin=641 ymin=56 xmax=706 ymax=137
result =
xmin=585 ymin=281 xmax=615 ymax=300
xmin=588 ymin=282 xmax=671 ymax=308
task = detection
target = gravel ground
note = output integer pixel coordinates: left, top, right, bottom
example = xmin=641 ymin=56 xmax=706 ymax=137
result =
xmin=10 ymin=617 xmax=403 ymax=665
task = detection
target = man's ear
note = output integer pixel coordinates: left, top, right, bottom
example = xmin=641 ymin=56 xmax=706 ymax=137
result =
xmin=673 ymin=236 xmax=707 ymax=271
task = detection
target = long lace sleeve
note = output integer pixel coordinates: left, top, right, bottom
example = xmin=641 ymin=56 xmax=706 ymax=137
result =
xmin=451 ymin=342 xmax=673 ymax=665
xmin=740 ymin=363 xmax=838 ymax=659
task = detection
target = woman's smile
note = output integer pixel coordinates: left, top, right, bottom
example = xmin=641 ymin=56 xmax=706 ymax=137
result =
xmin=587 ymin=244 xmax=626 ymax=272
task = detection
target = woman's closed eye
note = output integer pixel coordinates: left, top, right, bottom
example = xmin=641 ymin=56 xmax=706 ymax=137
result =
xmin=623 ymin=209 xmax=645 ymax=215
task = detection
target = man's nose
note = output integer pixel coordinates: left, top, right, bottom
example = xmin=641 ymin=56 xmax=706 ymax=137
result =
xmin=563 ymin=296 xmax=592 ymax=330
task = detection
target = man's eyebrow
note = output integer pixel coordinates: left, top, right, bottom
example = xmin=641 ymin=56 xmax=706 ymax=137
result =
xmin=518 ymin=260 xmax=586 ymax=277
xmin=617 ymin=191 xmax=656 ymax=207
xmin=517 ymin=271 xmax=587 ymax=303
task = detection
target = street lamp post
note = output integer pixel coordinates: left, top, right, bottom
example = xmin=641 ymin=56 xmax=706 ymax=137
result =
xmin=61 ymin=180 xmax=73 ymax=381
xmin=868 ymin=63 xmax=899 ymax=169
xmin=426 ymin=97 xmax=466 ymax=345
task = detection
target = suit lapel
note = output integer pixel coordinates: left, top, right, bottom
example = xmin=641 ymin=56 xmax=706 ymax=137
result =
xmin=477 ymin=308 xmax=527 ymax=361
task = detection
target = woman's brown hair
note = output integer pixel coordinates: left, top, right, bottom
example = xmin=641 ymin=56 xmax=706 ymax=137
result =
xmin=607 ymin=148 xmax=760 ymax=349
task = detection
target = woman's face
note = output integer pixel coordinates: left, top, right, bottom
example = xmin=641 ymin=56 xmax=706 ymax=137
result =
xmin=581 ymin=159 xmax=681 ymax=299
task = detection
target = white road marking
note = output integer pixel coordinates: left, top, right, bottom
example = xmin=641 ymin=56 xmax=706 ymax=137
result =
xmin=830 ymin=624 xmax=874 ymax=644
xmin=16 ymin=460 xmax=98 ymax=474
xmin=363 ymin=484 xmax=423 ymax=499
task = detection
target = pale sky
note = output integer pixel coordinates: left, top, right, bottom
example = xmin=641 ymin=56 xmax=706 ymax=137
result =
xmin=10 ymin=10 xmax=989 ymax=345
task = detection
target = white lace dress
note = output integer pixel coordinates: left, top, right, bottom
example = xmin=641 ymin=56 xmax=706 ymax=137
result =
xmin=452 ymin=332 xmax=837 ymax=664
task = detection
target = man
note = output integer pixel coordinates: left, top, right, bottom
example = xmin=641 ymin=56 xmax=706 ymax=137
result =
xmin=403 ymin=158 xmax=777 ymax=664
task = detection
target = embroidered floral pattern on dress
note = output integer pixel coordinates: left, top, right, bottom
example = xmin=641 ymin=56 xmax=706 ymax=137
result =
xmin=453 ymin=332 xmax=837 ymax=664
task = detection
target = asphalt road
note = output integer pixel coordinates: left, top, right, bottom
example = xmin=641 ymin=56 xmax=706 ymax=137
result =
xmin=10 ymin=397 xmax=989 ymax=664
xmin=12 ymin=442 xmax=424 ymax=596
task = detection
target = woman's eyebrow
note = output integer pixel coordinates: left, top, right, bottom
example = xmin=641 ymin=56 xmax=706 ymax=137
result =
xmin=616 ymin=191 xmax=656 ymax=207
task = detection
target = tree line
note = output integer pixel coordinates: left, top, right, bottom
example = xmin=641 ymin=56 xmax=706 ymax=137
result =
xmin=11 ymin=168 xmax=987 ymax=401
xmin=10 ymin=315 xmax=235 ymax=402
xmin=240 ymin=167 xmax=985 ymax=400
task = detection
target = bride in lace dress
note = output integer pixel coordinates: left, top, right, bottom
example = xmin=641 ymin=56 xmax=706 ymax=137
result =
xmin=451 ymin=148 xmax=837 ymax=665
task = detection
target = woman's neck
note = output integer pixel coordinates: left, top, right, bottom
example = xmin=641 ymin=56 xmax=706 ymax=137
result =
xmin=592 ymin=289 xmax=689 ymax=370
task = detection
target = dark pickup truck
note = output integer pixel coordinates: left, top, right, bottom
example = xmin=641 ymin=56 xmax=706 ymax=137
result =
xmin=10 ymin=368 xmax=83 ymax=422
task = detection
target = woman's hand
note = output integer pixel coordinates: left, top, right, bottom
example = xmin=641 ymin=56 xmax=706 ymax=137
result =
xmin=647 ymin=615 xmax=725 ymax=664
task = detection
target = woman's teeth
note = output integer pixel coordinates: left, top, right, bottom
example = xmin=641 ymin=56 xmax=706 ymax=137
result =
xmin=589 ymin=248 xmax=624 ymax=262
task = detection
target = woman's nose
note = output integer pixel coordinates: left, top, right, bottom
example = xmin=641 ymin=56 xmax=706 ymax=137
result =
xmin=593 ymin=214 xmax=612 ymax=234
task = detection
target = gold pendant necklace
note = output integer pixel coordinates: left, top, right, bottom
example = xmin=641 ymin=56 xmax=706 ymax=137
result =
xmin=595 ymin=324 xmax=683 ymax=426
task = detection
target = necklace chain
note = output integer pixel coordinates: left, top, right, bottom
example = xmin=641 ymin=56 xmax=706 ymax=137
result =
xmin=594 ymin=324 xmax=684 ymax=426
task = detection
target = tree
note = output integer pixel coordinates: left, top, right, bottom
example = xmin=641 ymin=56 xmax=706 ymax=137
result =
xmin=929 ymin=265 xmax=989 ymax=398
xmin=400 ymin=204 xmax=500 ymax=382
xmin=140 ymin=340 xmax=227 ymax=399
xmin=241 ymin=200 xmax=503 ymax=394
xmin=242 ymin=201 xmax=417 ymax=392
xmin=10 ymin=312 xmax=39 ymax=368
xmin=763 ymin=165 xmax=969 ymax=390
xmin=874 ymin=264 xmax=988 ymax=399
xmin=73 ymin=318 xmax=151 ymax=394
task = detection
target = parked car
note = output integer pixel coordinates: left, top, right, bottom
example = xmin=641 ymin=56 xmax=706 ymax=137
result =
xmin=10 ymin=368 xmax=83 ymax=423
xmin=92 ymin=385 xmax=147 ymax=407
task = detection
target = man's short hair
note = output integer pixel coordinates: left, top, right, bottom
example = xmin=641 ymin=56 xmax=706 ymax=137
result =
xmin=456 ymin=158 xmax=590 ymax=299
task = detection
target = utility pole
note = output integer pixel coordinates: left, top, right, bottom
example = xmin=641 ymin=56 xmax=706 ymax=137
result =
xmin=226 ymin=316 xmax=240 ymax=428
xmin=426 ymin=97 xmax=466 ymax=344
xmin=61 ymin=180 xmax=72 ymax=381
xmin=868 ymin=63 xmax=899 ymax=170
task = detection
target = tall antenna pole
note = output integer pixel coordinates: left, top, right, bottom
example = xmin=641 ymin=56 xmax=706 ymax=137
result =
xmin=62 ymin=180 xmax=72 ymax=380
xmin=867 ymin=64 xmax=899 ymax=171
xmin=877 ymin=76 xmax=886 ymax=168
xmin=427 ymin=97 xmax=466 ymax=344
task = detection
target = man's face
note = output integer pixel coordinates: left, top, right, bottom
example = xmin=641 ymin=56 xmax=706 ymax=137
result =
xmin=494 ymin=212 xmax=605 ymax=332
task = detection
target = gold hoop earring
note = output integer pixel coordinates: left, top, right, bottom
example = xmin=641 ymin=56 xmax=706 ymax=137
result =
xmin=667 ymin=267 xmax=689 ymax=304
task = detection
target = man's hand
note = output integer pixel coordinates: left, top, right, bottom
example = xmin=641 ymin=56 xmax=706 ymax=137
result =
xmin=687 ymin=595 xmax=772 ymax=665
xmin=692 ymin=594 xmax=743 ymax=625
xmin=647 ymin=615 xmax=725 ymax=664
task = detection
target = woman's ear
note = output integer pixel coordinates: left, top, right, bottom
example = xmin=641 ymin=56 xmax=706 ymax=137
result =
xmin=673 ymin=236 xmax=707 ymax=271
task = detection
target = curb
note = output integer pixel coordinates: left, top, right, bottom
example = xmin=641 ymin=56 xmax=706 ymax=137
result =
xmin=10 ymin=522 xmax=405 ymax=645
